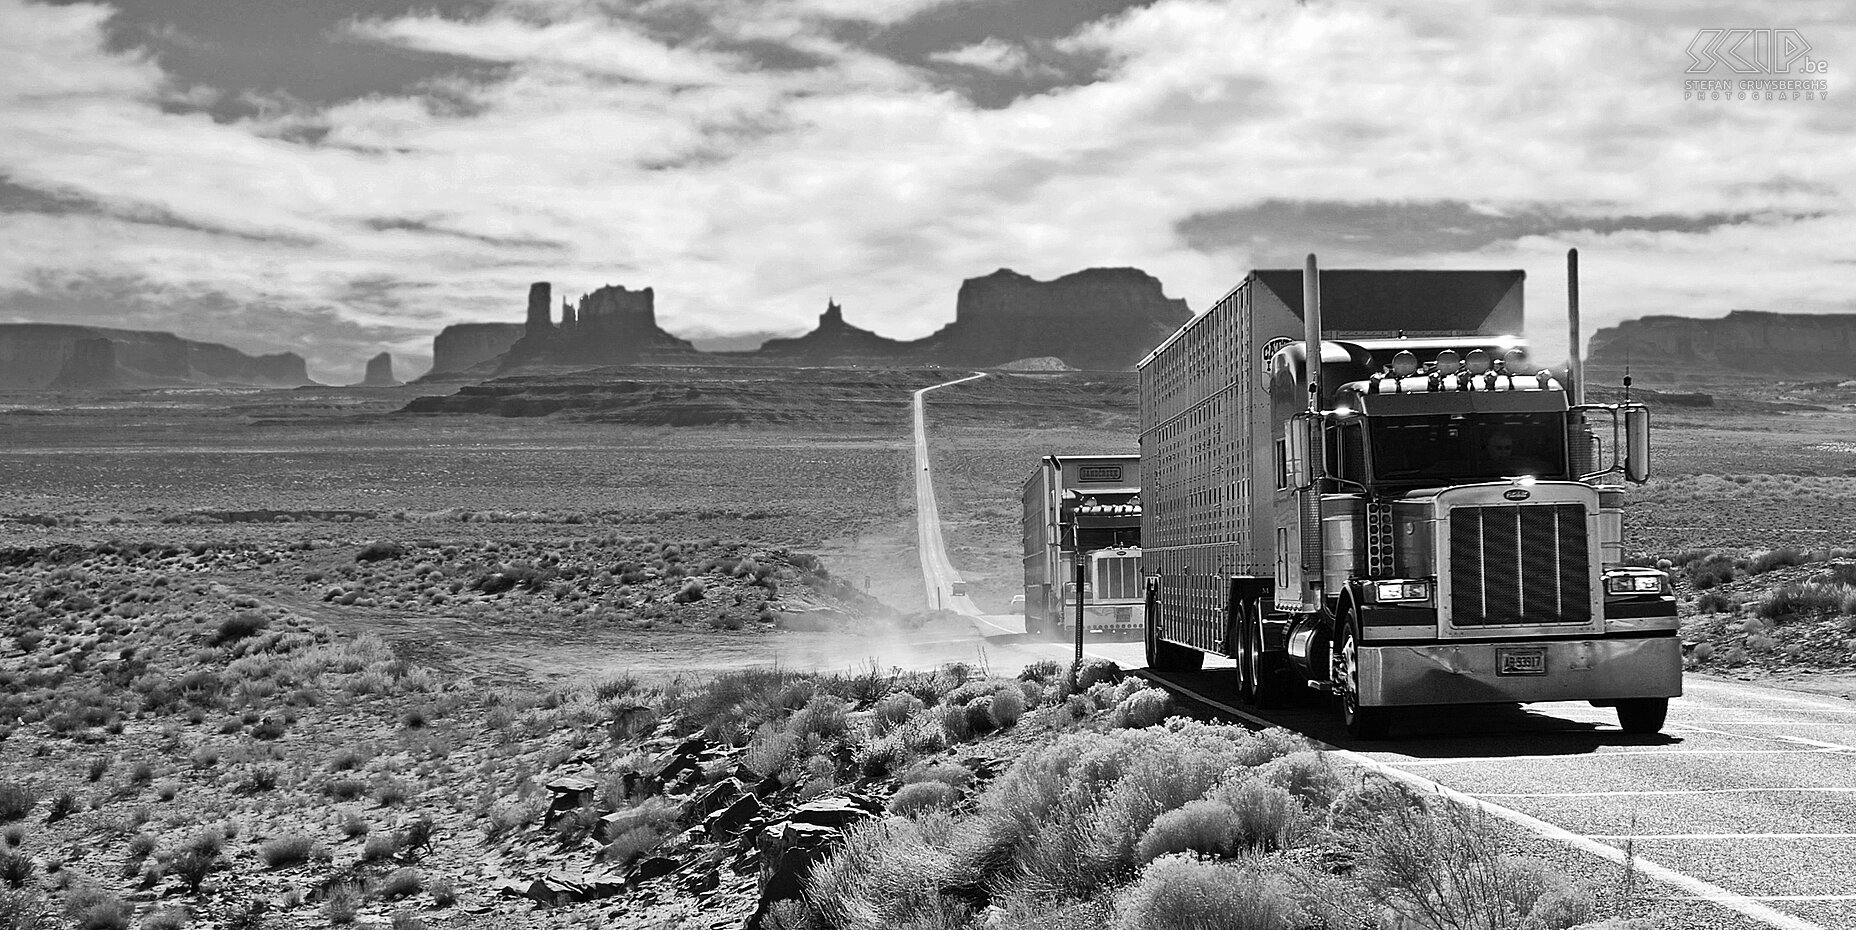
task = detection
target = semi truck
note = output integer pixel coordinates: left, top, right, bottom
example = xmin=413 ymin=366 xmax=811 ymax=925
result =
xmin=1020 ymin=454 xmax=1145 ymax=639
xmin=1136 ymin=252 xmax=1680 ymax=738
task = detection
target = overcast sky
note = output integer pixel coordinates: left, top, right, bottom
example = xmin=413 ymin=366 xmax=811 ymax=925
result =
xmin=1 ymin=0 xmax=1849 ymax=383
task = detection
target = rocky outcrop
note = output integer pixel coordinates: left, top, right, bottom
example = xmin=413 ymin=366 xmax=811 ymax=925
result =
xmin=360 ymin=352 xmax=399 ymax=386
xmin=500 ymin=283 xmax=699 ymax=370
xmin=916 ymin=268 xmax=1191 ymax=370
xmin=445 ymin=267 xmax=1191 ymax=377
xmin=426 ymin=323 xmax=524 ymax=379
xmin=0 ymin=324 xmax=312 ymax=390
xmin=755 ymin=300 xmax=912 ymax=361
xmin=1588 ymin=310 xmax=1856 ymax=377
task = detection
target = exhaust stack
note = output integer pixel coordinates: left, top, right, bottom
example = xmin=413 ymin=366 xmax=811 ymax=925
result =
xmin=1304 ymin=253 xmax=1322 ymax=412
xmin=1567 ymin=248 xmax=1582 ymax=406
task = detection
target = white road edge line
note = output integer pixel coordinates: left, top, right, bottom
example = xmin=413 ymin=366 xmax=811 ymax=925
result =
xmin=1148 ymin=674 xmax=1828 ymax=930
xmin=1481 ymin=788 xmax=1856 ymax=798
xmin=1587 ymin=833 xmax=1856 ymax=841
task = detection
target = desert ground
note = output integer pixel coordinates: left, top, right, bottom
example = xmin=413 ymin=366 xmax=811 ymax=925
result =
xmin=3 ymin=367 xmax=1855 ymax=929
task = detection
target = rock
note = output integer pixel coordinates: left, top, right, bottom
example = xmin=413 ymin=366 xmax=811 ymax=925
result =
xmin=425 ymin=322 xmax=524 ymax=379
xmin=502 ymin=283 xmax=699 ymax=369
xmin=630 ymin=855 xmax=681 ymax=884
xmin=0 ymin=323 xmax=313 ymax=390
xmin=360 ymin=352 xmax=400 ymax=386
xmin=704 ymin=793 xmax=761 ymax=837
xmin=748 ymin=822 xmax=852 ymax=930
xmin=1589 ymin=310 xmax=1856 ymax=378
xmin=694 ymin=778 xmax=744 ymax=817
xmin=543 ymin=774 xmax=600 ymax=826
xmin=787 ymin=794 xmax=883 ymax=829
xmin=916 ymin=267 xmax=1192 ymax=370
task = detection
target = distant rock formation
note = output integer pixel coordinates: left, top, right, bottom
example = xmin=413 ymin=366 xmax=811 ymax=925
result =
xmin=916 ymin=268 xmax=1191 ymax=370
xmin=756 ymin=300 xmax=912 ymax=361
xmin=360 ymin=352 xmax=400 ymax=386
xmin=426 ymin=323 xmax=524 ymax=379
xmin=1588 ymin=310 xmax=1856 ymax=377
xmin=499 ymin=283 xmax=698 ymax=369
xmin=439 ymin=266 xmax=1193 ymax=375
xmin=0 ymin=324 xmax=312 ymax=390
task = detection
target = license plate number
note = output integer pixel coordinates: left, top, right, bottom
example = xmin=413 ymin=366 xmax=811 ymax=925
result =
xmin=1498 ymin=647 xmax=1548 ymax=676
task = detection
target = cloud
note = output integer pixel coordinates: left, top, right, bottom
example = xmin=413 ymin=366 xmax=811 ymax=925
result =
xmin=0 ymin=0 xmax=1851 ymax=385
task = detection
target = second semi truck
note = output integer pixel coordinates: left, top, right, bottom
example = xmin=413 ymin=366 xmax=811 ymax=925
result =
xmin=1137 ymin=253 xmax=1680 ymax=738
xmin=1021 ymin=454 xmax=1145 ymax=639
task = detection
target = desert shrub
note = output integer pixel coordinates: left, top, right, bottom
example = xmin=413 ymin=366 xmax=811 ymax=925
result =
xmin=375 ymin=868 xmax=422 ymax=899
xmin=322 ymin=883 xmax=361 ymax=924
xmin=362 ymin=833 xmax=401 ymax=862
xmin=963 ymin=697 xmax=998 ymax=736
xmin=356 ymin=541 xmax=404 ymax=562
xmin=1 ymin=826 xmax=21 ymax=848
xmin=41 ymin=792 xmax=75 ymax=823
xmin=212 ymin=611 xmax=269 ymax=645
xmin=1745 ymin=547 xmax=1811 ymax=574
xmin=598 ymin=797 xmax=679 ymax=845
xmin=85 ymin=758 xmax=110 ymax=783
xmin=1135 ymin=797 xmax=1238 ymax=862
xmin=1222 ymin=780 xmax=1301 ymax=851
xmin=340 ymin=815 xmax=368 ymax=839
xmin=988 ymin=686 xmax=1027 ymax=728
xmin=427 ymin=875 xmax=457 ymax=907
xmin=1075 ymin=657 xmax=1122 ymax=689
xmin=374 ymin=779 xmax=414 ymax=807
xmin=1112 ymin=687 xmax=1173 ymax=728
xmin=236 ymin=768 xmax=277 ymax=795
xmin=259 ymin=834 xmax=314 ymax=868
xmin=1017 ymin=659 xmax=1064 ymax=683
xmin=805 ymin=815 xmax=960 ymax=930
xmin=326 ymin=779 xmax=365 ymax=801
xmin=889 ymin=782 xmax=961 ymax=817
xmin=939 ymin=703 xmax=973 ymax=743
xmin=789 ymin=695 xmax=850 ymax=741
xmin=869 ymin=693 xmax=923 ymax=736
xmin=1684 ymin=552 xmax=1737 ymax=590
xmin=1757 ymin=582 xmax=1855 ymax=621
xmin=1694 ymin=590 xmax=1738 ymax=614
xmin=389 ymin=910 xmax=424 ymax=930
xmin=601 ymin=825 xmax=665 ymax=867
xmin=1341 ymin=780 xmax=1592 ymax=929
xmin=1253 ymin=751 xmax=1342 ymax=807
xmin=1116 ymin=854 xmax=1302 ymax=930
xmin=0 ymin=786 xmax=33 ymax=823
xmin=672 ymin=580 xmax=705 ymax=603
xmin=65 ymin=885 xmax=131 ymax=930
xmin=0 ymin=851 xmax=35 ymax=888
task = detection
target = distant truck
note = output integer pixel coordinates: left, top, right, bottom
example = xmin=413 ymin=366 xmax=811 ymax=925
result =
xmin=1136 ymin=253 xmax=1680 ymax=738
xmin=1021 ymin=454 xmax=1145 ymax=639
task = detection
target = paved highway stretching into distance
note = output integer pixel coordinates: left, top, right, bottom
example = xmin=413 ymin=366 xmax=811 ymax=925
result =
xmin=909 ymin=375 xmax=1856 ymax=930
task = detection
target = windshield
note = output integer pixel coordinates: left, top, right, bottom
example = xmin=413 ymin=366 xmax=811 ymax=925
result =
xmin=1368 ymin=413 xmax=1566 ymax=482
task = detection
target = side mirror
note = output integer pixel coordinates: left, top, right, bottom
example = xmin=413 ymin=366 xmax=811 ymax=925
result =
xmin=1623 ymin=406 xmax=1650 ymax=483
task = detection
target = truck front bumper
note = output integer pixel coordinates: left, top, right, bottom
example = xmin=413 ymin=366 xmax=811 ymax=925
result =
xmin=1356 ymin=635 xmax=1682 ymax=707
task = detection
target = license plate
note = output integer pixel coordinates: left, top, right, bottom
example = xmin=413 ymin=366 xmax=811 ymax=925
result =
xmin=1498 ymin=647 xmax=1548 ymax=676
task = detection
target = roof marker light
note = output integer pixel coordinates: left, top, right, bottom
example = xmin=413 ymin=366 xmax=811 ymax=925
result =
xmin=1435 ymin=349 xmax=1461 ymax=375
xmin=1503 ymin=348 xmax=1529 ymax=371
xmin=1464 ymin=348 xmax=1492 ymax=375
xmin=1391 ymin=350 xmax=1419 ymax=377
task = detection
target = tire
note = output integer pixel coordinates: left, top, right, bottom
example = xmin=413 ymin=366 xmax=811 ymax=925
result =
xmin=1615 ymin=698 xmax=1668 ymax=735
xmin=1233 ymin=607 xmax=1255 ymax=703
xmin=1243 ymin=600 xmax=1285 ymax=709
xmin=1336 ymin=622 xmax=1390 ymax=740
xmin=1145 ymin=586 xmax=1203 ymax=673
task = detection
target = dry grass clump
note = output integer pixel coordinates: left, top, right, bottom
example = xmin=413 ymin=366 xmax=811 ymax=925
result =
xmin=801 ymin=722 xmax=1602 ymax=930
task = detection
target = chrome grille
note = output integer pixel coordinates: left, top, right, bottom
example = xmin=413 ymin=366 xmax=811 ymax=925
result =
xmin=1449 ymin=504 xmax=1590 ymax=625
xmin=1094 ymin=555 xmax=1142 ymax=601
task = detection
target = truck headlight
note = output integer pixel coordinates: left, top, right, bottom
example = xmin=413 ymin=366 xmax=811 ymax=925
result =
xmin=1603 ymin=572 xmax=1665 ymax=595
xmin=1372 ymin=581 xmax=1431 ymax=603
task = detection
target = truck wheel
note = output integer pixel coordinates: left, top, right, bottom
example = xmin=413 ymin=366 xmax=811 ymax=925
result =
xmin=1243 ymin=600 xmax=1283 ymax=709
xmin=1615 ymin=698 xmax=1668 ymax=734
xmin=1336 ymin=624 xmax=1390 ymax=740
xmin=1145 ymin=590 xmax=1202 ymax=673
